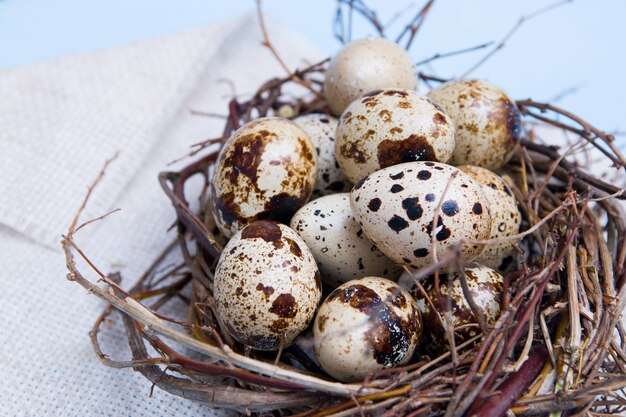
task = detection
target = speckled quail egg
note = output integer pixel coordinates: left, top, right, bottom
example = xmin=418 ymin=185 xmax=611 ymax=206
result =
xmin=336 ymin=89 xmax=455 ymax=184
xmin=410 ymin=264 xmax=503 ymax=350
xmin=458 ymin=166 xmax=522 ymax=270
xmin=209 ymin=117 xmax=317 ymax=238
xmin=293 ymin=114 xmax=350 ymax=197
xmin=427 ymin=80 xmax=522 ymax=170
xmin=313 ymin=277 xmax=422 ymax=382
xmin=350 ymin=161 xmax=492 ymax=271
xmin=213 ymin=221 xmax=322 ymax=351
xmin=290 ymin=193 xmax=402 ymax=289
xmin=324 ymin=38 xmax=419 ymax=116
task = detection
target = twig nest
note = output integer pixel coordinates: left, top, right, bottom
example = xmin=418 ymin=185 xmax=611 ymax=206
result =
xmin=427 ymin=80 xmax=522 ymax=170
xmin=458 ymin=166 xmax=522 ymax=270
xmin=324 ymin=38 xmax=418 ymax=116
xmin=411 ymin=264 xmax=503 ymax=350
xmin=336 ymin=89 xmax=456 ymax=184
xmin=350 ymin=162 xmax=491 ymax=272
xmin=293 ymin=114 xmax=349 ymax=198
xmin=209 ymin=117 xmax=317 ymax=238
xmin=313 ymin=277 xmax=422 ymax=382
xmin=290 ymin=193 xmax=402 ymax=289
xmin=213 ymin=221 xmax=322 ymax=350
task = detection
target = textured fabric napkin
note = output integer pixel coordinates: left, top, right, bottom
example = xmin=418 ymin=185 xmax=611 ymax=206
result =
xmin=0 ymin=13 xmax=321 ymax=416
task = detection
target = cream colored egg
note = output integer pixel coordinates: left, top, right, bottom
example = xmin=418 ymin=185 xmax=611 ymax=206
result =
xmin=290 ymin=193 xmax=402 ymax=289
xmin=324 ymin=38 xmax=418 ymax=116
xmin=293 ymin=114 xmax=350 ymax=197
xmin=411 ymin=264 xmax=503 ymax=350
xmin=458 ymin=165 xmax=522 ymax=270
xmin=427 ymin=80 xmax=522 ymax=170
xmin=313 ymin=277 xmax=422 ymax=382
xmin=350 ymin=162 xmax=491 ymax=271
xmin=214 ymin=221 xmax=322 ymax=350
xmin=336 ymin=89 xmax=455 ymax=184
xmin=209 ymin=117 xmax=318 ymax=238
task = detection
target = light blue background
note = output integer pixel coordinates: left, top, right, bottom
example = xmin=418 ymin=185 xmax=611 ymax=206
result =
xmin=1 ymin=0 xmax=624 ymax=137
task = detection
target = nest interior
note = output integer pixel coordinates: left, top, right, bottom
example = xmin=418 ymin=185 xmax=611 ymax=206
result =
xmin=63 ymin=4 xmax=626 ymax=417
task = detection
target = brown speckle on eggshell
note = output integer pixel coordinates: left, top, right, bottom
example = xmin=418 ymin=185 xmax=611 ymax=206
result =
xmin=324 ymin=38 xmax=418 ymax=116
xmin=458 ymin=165 xmax=522 ymax=270
xmin=350 ymin=162 xmax=492 ymax=271
xmin=313 ymin=277 xmax=422 ymax=382
xmin=214 ymin=221 xmax=322 ymax=351
xmin=411 ymin=264 xmax=503 ymax=350
xmin=294 ymin=114 xmax=350 ymax=197
xmin=427 ymin=79 xmax=521 ymax=170
xmin=290 ymin=193 xmax=402 ymax=289
xmin=336 ymin=89 xmax=456 ymax=184
xmin=209 ymin=117 xmax=317 ymax=238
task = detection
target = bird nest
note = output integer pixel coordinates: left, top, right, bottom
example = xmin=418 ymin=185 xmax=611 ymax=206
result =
xmin=63 ymin=3 xmax=626 ymax=416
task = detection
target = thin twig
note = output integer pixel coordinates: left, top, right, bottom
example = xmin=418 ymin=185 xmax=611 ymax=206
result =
xmin=461 ymin=0 xmax=573 ymax=78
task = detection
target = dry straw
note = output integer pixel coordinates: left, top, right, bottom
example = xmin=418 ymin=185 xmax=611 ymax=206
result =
xmin=63 ymin=1 xmax=626 ymax=415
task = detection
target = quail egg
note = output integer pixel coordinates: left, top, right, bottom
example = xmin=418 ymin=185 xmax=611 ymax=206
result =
xmin=410 ymin=264 xmax=503 ymax=350
xmin=324 ymin=38 xmax=418 ymax=116
xmin=427 ymin=80 xmax=522 ymax=170
xmin=293 ymin=114 xmax=350 ymax=197
xmin=458 ymin=165 xmax=522 ymax=270
xmin=213 ymin=221 xmax=322 ymax=350
xmin=290 ymin=193 xmax=402 ymax=289
xmin=313 ymin=277 xmax=422 ymax=382
xmin=209 ymin=117 xmax=317 ymax=238
xmin=350 ymin=161 xmax=492 ymax=271
xmin=336 ymin=89 xmax=455 ymax=184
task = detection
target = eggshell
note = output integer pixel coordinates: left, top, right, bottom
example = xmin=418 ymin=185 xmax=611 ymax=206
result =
xmin=313 ymin=277 xmax=422 ymax=382
xmin=290 ymin=193 xmax=402 ymax=289
xmin=209 ymin=117 xmax=317 ymax=238
xmin=336 ymin=89 xmax=455 ymax=184
xmin=293 ymin=114 xmax=350 ymax=197
xmin=411 ymin=264 xmax=503 ymax=350
xmin=213 ymin=221 xmax=322 ymax=351
xmin=350 ymin=161 xmax=491 ymax=271
xmin=324 ymin=38 xmax=418 ymax=116
xmin=427 ymin=80 xmax=522 ymax=170
xmin=458 ymin=166 xmax=522 ymax=270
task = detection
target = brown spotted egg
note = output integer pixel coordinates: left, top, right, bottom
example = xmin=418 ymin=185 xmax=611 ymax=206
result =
xmin=293 ymin=114 xmax=349 ymax=197
xmin=324 ymin=38 xmax=418 ymax=116
xmin=410 ymin=264 xmax=503 ymax=350
xmin=336 ymin=89 xmax=455 ymax=184
xmin=458 ymin=166 xmax=522 ymax=270
xmin=213 ymin=221 xmax=322 ymax=351
xmin=427 ymin=80 xmax=522 ymax=170
xmin=350 ymin=162 xmax=491 ymax=271
xmin=313 ymin=277 xmax=422 ymax=382
xmin=290 ymin=193 xmax=402 ymax=289
xmin=209 ymin=117 xmax=317 ymax=238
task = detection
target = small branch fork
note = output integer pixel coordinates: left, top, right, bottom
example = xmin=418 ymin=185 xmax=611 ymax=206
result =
xmin=461 ymin=0 xmax=573 ymax=78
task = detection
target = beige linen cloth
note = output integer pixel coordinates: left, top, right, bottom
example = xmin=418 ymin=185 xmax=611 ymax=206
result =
xmin=0 ymin=14 xmax=321 ymax=416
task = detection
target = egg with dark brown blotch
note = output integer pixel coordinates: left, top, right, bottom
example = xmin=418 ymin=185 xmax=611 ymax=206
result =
xmin=293 ymin=114 xmax=349 ymax=198
xmin=324 ymin=38 xmax=418 ymax=116
xmin=427 ymin=80 xmax=522 ymax=170
xmin=313 ymin=277 xmax=422 ymax=382
xmin=336 ymin=89 xmax=455 ymax=184
xmin=458 ymin=166 xmax=522 ymax=270
xmin=410 ymin=264 xmax=503 ymax=350
xmin=290 ymin=193 xmax=402 ymax=289
xmin=350 ymin=161 xmax=491 ymax=272
xmin=213 ymin=221 xmax=322 ymax=351
xmin=209 ymin=117 xmax=317 ymax=238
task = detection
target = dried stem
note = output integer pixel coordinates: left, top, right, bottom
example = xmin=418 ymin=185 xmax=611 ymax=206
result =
xmin=395 ymin=0 xmax=436 ymax=50
xmin=461 ymin=0 xmax=573 ymax=78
